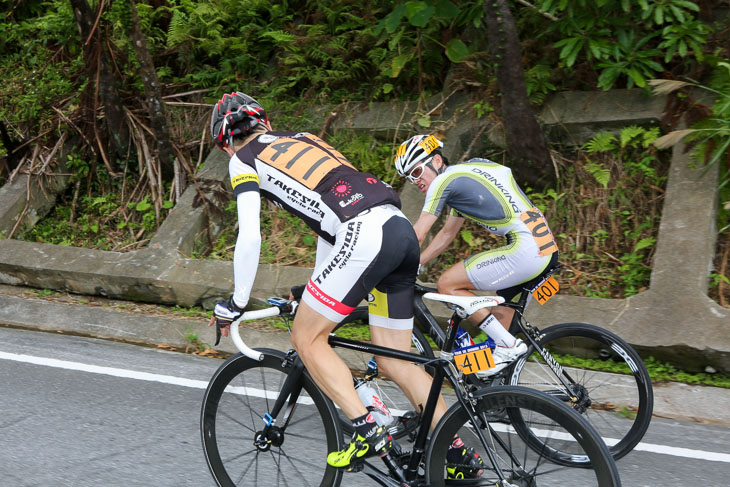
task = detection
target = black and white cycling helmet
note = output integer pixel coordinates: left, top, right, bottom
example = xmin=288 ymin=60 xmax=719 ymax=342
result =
xmin=210 ymin=92 xmax=268 ymax=149
xmin=394 ymin=134 xmax=443 ymax=178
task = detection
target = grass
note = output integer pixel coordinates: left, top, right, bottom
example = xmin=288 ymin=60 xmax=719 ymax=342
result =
xmin=546 ymin=351 xmax=730 ymax=389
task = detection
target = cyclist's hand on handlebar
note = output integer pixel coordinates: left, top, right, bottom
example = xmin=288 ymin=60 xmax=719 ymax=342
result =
xmin=209 ymin=296 xmax=246 ymax=345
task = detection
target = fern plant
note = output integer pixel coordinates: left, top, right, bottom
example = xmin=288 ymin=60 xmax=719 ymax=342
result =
xmin=651 ymin=65 xmax=730 ymax=233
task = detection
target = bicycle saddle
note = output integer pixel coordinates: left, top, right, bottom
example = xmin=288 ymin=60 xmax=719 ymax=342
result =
xmin=422 ymin=293 xmax=505 ymax=317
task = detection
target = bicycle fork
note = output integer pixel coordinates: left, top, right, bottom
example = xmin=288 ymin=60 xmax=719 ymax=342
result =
xmin=253 ymin=350 xmax=306 ymax=451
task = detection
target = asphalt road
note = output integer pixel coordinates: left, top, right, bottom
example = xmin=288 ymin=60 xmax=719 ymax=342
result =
xmin=1 ymin=327 xmax=729 ymax=486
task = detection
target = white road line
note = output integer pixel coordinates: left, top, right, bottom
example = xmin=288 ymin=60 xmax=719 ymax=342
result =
xmin=0 ymin=350 xmax=314 ymax=404
xmin=2 ymin=350 xmax=728 ymax=463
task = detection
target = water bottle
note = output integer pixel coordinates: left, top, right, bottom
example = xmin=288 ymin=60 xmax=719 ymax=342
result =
xmin=354 ymin=379 xmax=394 ymax=427
xmin=455 ymin=327 xmax=496 ymax=351
xmin=455 ymin=327 xmax=475 ymax=349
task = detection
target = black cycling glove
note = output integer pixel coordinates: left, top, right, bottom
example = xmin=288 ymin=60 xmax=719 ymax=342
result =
xmin=212 ymin=296 xmax=245 ymax=345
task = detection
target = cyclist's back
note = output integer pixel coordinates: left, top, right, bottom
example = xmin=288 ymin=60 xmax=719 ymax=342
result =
xmin=231 ymin=130 xmax=400 ymax=243
xmin=424 ymin=158 xmax=534 ymax=235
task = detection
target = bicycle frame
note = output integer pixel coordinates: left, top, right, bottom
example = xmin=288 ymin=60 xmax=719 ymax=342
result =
xmin=252 ymin=309 xmax=516 ymax=486
xmin=412 ymin=281 xmax=581 ymax=399
xmin=500 ymin=288 xmax=584 ymax=400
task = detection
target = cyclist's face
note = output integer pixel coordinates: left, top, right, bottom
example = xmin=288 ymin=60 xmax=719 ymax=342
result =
xmin=409 ymin=156 xmax=439 ymax=193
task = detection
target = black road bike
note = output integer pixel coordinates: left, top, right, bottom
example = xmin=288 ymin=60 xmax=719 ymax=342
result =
xmin=201 ymin=292 xmax=622 ymax=486
xmin=337 ymin=266 xmax=653 ymax=466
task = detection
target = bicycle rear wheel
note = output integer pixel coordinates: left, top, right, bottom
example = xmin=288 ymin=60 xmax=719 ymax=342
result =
xmin=201 ymin=349 xmax=343 ymax=487
xmin=426 ymin=386 xmax=621 ymax=487
xmin=508 ymin=322 xmax=653 ymax=463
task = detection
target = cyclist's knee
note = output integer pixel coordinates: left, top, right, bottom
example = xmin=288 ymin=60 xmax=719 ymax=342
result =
xmin=437 ymin=274 xmax=464 ymax=295
xmin=290 ymin=320 xmax=331 ymax=354
xmin=437 ymin=262 xmax=472 ymax=295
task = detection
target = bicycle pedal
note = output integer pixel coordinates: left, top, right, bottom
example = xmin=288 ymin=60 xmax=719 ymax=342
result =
xmin=346 ymin=459 xmax=365 ymax=472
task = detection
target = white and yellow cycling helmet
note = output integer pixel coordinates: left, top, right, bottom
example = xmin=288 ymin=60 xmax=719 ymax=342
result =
xmin=394 ymin=135 xmax=443 ymax=179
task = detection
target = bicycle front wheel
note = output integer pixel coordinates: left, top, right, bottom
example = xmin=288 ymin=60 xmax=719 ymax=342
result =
xmin=201 ymin=349 xmax=343 ymax=487
xmin=508 ymin=322 xmax=653 ymax=462
xmin=426 ymin=386 xmax=621 ymax=487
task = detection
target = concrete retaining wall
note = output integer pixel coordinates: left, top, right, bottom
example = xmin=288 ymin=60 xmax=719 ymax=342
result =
xmin=0 ymin=89 xmax=727 ymax=371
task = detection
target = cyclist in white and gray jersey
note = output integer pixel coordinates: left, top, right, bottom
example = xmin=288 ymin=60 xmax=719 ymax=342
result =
xmin=395 ymin=135 xmax=559 ymax=376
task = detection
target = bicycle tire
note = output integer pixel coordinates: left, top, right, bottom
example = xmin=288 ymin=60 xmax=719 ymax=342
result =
xmin=508 ymin=322 xmax=653 ymax=463
xmin=201 ymin=348 xmax=343 ymax=487
xmin=426 ymin=385 xmax=621 ymax=487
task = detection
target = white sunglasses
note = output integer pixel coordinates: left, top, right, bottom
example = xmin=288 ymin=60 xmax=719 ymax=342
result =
xmin=406 ymin=159 xmax=432 ymax=183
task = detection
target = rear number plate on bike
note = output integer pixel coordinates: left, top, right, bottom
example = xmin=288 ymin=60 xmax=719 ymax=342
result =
xmin=453 ymin=343 xmax=495 ymax=374
xmin=531 ymin=275 xmax=560 ymax=305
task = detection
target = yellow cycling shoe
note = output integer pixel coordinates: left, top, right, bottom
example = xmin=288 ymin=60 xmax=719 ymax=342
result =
xmin=327 ymin=427 xmax=392 ymax=469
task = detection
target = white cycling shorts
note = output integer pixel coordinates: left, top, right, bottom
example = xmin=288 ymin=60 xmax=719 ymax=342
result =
xmin=302 ymin=204 xmax=418 ymax=329
xmin=465 ymin=230 xmax=554 ymax=298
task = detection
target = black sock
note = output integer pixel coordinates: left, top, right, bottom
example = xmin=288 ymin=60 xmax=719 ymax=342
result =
xmin=351 ymin=411 xmax=378 ymax=439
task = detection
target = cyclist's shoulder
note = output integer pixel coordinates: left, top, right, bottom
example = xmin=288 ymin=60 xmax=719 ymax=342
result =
xmin=459 ymin=157 xmax=503 ymax=168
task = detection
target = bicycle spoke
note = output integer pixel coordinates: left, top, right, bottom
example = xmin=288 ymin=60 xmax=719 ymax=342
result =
xmin=201 ymin=352 xmax=341 ymax=486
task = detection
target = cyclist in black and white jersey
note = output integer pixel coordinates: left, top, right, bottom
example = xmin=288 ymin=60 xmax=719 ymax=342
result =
xmin=395 ymin=135 xmax=559 ymax=377
xmin=207 ymin=94 xmax=486 ymax=475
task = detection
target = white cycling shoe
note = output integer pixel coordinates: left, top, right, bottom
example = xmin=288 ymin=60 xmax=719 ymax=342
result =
xmin=475 ymin=339 xmax=528 ymax=379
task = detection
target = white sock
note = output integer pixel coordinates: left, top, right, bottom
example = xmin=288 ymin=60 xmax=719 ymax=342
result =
xmin=478 ymin=314 xmax=516 ymax=347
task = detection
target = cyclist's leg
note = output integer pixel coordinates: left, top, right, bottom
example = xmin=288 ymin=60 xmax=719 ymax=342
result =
xmin=442 ymin=235 xmax=555 ymax=344
xmin=437 ymin=262 xmax=517 ymax=347
xmin=437 ymin=261 xmax=495 ymax=328
xmin=369 ymin=325 xmax=448 ymax=430
xmin=290 ymin=301 xmax=368 ymax=419
xmin=296 ymin=205 xmax=415 ymax=466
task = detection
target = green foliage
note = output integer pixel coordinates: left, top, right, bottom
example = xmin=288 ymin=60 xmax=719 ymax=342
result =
xmin=206 ymin=199 xmax=318 ymax=266
xmin=710 ymin=272 xmax=730 ymax=293
xmin=583 ymin=161 xmax=611 ymax=188
xmin=642 ymin=356 xmax=730 ymax=388
xmin=534 ymin=0 xmax=711 ymax=90
xmin=596 ymin=30 xmax=663 ymax=89
xmin=473 ymin=100 xmax=494 ymax=119
xmin=374 ymin=0 xmax=481 ymax=96
xmin=20 ymin=162 xmax=174 ymax=250
xmin=460 ymin=229 xmax=484 ymax=248
xmin=0 ymin=1 xmax=83 ymax=133
xmin=326 ymin=131 xmax=398 ymax=185
xmin=525 ymin=64 xmax=556 ymax=105
xmin=183 ymin=328 xmax=209 ymax=353
xmin=522 ymin=125 xmax=669 ymax=298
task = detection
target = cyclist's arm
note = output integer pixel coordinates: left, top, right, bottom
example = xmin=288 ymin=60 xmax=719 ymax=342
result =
xmin=412 ymin=211 xmax=439 ymax=244
xmin=416 ymin=213 xmax=465 ymax=265
xmin=231 ymin=190 xmax=262 ymax=307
